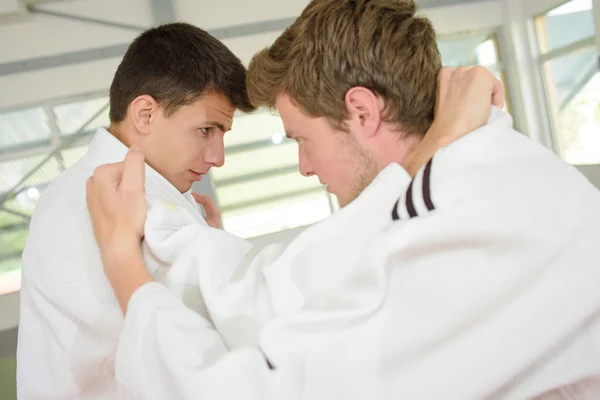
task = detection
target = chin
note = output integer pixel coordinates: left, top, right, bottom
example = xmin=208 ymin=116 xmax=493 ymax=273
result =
xmin=336 ymin=189 xmax=362 ymax=208
xmin=174 ymin=182 xmax=193 ymax=193
xmin=337 ymin=195 xmax=351 ymax=208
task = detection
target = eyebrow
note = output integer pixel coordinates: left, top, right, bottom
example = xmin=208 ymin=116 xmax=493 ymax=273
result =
xmin=204 ymin=120 xmax=229 ymax=132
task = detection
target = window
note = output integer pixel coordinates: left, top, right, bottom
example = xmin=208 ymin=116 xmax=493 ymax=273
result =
xmin=54 ymin=97 xmax=110 ymax=136
xmin=0 ymin=108 xmax=52 ymax=154
xmin=537 ymin=0 xmax=595 ymax=52
xmin=536 ymin=0 xmax=600 ymax=165
xmin=212 ymin=111 xmax=333 ymax=238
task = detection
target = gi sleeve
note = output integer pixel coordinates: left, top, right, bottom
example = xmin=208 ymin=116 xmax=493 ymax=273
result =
xmin=115 ymin=282 xmax=296 ymax=400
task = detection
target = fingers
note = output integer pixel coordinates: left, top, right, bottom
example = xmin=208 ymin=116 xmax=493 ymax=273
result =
xmin=192 ymin=193 xmax=220 ymax=214
xmin=491 ymin=77 xmax=505 ymax=109
xmin=192 ymin=193 xmax=222 ymax=229
xmin=470 ymin=66 xmax=504 ymax=109
xmin=120 ymin=146 xmax=146 ymax=192
xmin=437 ymin=65 xmax=504 ymax=108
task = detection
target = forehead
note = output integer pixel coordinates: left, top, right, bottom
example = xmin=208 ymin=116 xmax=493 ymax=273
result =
xmin=275 ymin=94 xmax=299 ymax=117
xmin=275 ymin=93 xmax=313 ymax=128
xmin=174 ymin=93 xmax=235 ymax=123
xmin=276 ymin=93 xmax=338 ymax=138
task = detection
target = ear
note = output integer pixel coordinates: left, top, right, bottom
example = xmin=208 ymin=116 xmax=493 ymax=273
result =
xmin=129 ymin=95 xmax=158 ymax=135
xmin=344 ymin=87 xmax=382 ymax=139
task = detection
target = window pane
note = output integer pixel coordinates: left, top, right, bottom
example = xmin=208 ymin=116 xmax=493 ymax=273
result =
xmin=0 ymin=108 xmax=51 ymax=151
xmin=215 ymin=111 xmax=331 ymax=237
xmin=222 ymin=191 xmax=331 ymax=238
xmin=218 ymin=172 xmax=322 ymax=210
xmin=0 ymin=229 xmax=28 ymax=260
xmin=60 ymin=145 xmax=89 ymax=168
xmin=84 ymin=106 xmax=110 ymax=133
xmin=53 ymin=97 xmax=109 ymax=135
xmin=0 ymin=155 xmax=47 ymax=193
xmin=213 ymin=142 xmax=297 ymax=181
xmin=543 ymin=49 xmax=600 ymax=164
xmin=537 ymin=0 xmax=595 ymax=53
xmin=545 ymin=48 xmax=597 ymax=105
xmin=0 ymin=210 xmax=27 ymax=229
xmin=3 ymin=196 xmax=37 ymax=218
xmin=438 ymin=33 xmax=500 ymax=67
xmin=225 ymin=111 xmax=286 ymax=147
xmin=17 ymin=156 xmax=62 ymax=192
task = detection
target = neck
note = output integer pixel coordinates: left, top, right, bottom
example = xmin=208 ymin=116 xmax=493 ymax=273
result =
xmin=374 ymin=131 xmax=423 ymax=171
xmin=107 ymin=122 xmax=134 ymax=148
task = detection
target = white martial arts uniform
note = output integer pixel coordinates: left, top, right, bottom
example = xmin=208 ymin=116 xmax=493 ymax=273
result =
xmin=113 ymin=110 xmax=600 ymax=399
xmin=17 ymin=128 xmax=210 ymax=399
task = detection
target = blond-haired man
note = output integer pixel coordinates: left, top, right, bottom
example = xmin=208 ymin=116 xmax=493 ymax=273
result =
xmin=85 ymin=1 xmax=600 ymax=399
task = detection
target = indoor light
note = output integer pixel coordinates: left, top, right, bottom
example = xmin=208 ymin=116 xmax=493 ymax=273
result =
xmin=27 ymin=187 xmax=40 ymax=199
xmin=271 ymin=132 xmax=284 ymax=144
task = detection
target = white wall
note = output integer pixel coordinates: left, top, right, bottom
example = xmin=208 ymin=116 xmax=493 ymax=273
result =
xmin=176 ymin=0 xmax=309 ymax=30
xmin=0 ymin=58 xmax=121 ymax=110
xmin=422 ymin=0 xmax=505 ymax=34
xmin=0 ymin=16 xmax=136 ymax=64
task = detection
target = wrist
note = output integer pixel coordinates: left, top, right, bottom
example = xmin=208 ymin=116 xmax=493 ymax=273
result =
xmin=402 ymin=140 xmax=433 ymax=178
xmin=99 ymin=231 xmax=141 ymax=259
xmin=100 ymin=238 xmax=142 ymax=278
xmin=424 ymin=121 xmax=452 ymax=148
xmin=100 ymin=244 xmax=152 ymax=314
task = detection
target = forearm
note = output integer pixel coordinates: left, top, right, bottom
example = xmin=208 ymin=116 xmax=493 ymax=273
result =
xmin=102 ymin=245 xmax=153 ymax=315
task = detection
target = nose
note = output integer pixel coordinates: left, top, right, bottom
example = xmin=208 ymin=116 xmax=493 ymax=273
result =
xmin=204 ymin=137 xmax=225 ymax=168
xmin=298 ymin=151 xmax=315 ymax=177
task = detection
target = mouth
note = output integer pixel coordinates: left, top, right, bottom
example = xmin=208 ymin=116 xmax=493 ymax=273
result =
xmin=189 ymin=170 xmax=204 ymax=182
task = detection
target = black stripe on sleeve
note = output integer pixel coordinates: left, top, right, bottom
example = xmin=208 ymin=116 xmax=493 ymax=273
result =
xmin=405 ymin=179 xmax=417 ymax=218
xmin=423 ymin=158 xmax=435 ymax=211
xmin=391 ymin=198 xmax=400 ymax=221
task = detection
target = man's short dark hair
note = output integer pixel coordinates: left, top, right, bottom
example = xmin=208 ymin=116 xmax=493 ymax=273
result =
xmin=109 ymin=22 xmax=254 ymax=122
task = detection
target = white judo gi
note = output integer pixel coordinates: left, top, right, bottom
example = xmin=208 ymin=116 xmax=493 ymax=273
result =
xmin=17 ymin=128 xmax=210 ymax=399
xmin=113 ymin=109 xmax=600 ymax=400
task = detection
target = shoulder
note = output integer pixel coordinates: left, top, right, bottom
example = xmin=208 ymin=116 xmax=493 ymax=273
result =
xmin=28 ymin=158 xmax=94 ymax=234
xmin=392 ymin=118 xmax=599 ymax=228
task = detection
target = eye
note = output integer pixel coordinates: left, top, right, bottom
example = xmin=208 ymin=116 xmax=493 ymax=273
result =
xmin=199 ymin=127 xmax=211 ymax=136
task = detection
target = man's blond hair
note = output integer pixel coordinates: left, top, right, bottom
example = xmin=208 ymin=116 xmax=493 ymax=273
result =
xmin=247 ymin=0 xmax=441 ymax=136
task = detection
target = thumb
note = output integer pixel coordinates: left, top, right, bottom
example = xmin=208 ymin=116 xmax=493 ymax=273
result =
xmin=120 ymin=146 xmax=146 ymax=191
xmin=192 ymin=193 xmax=221 ymax=216
xmin=192 ymin=193 xmax=210 ymax=205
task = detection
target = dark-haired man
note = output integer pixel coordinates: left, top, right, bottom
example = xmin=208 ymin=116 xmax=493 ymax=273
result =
xmin=16 ymin=22 xmax=254 ymax=399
